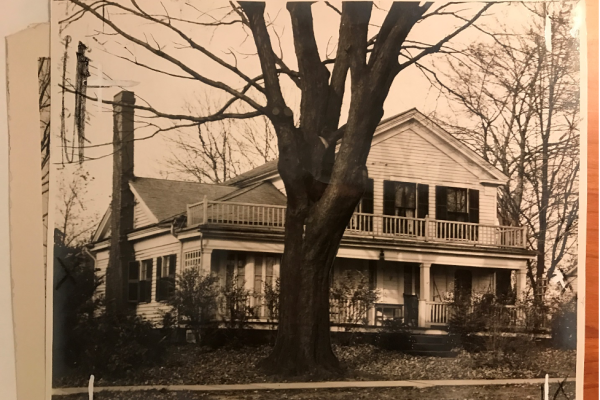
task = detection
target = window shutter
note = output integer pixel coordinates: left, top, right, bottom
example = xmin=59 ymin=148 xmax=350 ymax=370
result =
xmin=156 ymin=256 xmax=163 ymax=301
xmin=435 ymin=186 xmax=448 ymax=220
xmin=361 ymin=179 xmax=374 ymax=214
xmin=383 ymin=180 xmax=396 ymax=216
xmin=128 ymin=261 xmax=140 ymax=303
xmin=468 ymin=189 xmax=479 ymax=224
xmin=417 ymin=184 xmax=429 ymax=218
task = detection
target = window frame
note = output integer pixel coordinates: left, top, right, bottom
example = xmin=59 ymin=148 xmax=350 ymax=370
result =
xmin=446 ymin=187 xmax=469 ymax=222
xmin=139 ymin=259 xmax=153 ymax=303
xmin=156 ymin=254 xmax=177 ymax=302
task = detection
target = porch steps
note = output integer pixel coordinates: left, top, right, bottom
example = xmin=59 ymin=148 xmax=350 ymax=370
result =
xmin=406 ymin=333 xmax=457 ymax=358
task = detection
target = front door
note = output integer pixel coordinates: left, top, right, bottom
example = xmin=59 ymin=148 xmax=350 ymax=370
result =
xmin=454 ymin=269 xmax=472 ymax=303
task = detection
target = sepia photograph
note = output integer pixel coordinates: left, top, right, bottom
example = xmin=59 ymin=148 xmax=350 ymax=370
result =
xmin=48 ymin=1 xmax=583 ymax=398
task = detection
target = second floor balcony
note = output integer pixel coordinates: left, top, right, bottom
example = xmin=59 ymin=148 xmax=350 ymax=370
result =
xmin=187 ymin=199 xmax=527 ymax=249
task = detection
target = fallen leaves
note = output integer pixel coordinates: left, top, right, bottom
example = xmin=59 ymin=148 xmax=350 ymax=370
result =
xmin=53 ymin=343 xmax=576 ymax=388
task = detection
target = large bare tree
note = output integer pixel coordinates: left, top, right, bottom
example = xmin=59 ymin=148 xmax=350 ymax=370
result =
xmin=61 ymin=0 xmax=493 ymax=374
xmin=422 ymin=2 xmax=579 ymax=300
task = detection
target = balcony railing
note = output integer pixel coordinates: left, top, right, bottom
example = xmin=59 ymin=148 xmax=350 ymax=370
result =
xmin=188 ymin=199 xmax=526 ymax=248
xmin=188 ymin=198 xmax=286 ymax=228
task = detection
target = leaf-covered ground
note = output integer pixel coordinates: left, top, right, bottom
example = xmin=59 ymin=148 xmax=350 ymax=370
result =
xmin=53 ymin=383 xmax=576 ymax=400
xmin=53 ymin=344 xmax=576 ymax=388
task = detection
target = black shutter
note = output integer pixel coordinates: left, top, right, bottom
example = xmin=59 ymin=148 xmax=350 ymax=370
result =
xmin=128 ymin=261 xmax=140 ymax=303
xmin=362 ymin=179 xmax=374 ymax=214
xmin=468 ymin=189 xmax=479 ymax=223
xmin=383 ymin=180 xmax=396 ymax=216
xmin=156 ymin=256 xmax=163 ymax=301
xmin=435 ymin=186 xmax=448 ymax=220
xmin=417 ymin=184 xmax=429 ymax=218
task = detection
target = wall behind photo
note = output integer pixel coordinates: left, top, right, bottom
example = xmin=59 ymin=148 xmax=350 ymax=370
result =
xmin=1 ymin=1 xmax=49 ymax=400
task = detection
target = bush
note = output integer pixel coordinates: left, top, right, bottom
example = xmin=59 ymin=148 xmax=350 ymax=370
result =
xmin=221 ymin=273 xmax=258 ymax=330
xmin=330 ymin=270 xmax=380 ymax=331
xmin=375 ymin=319 xmax=414 ymax=351
xmin=262 ymin=277 xmax=280 ymax=328
xmin=53 ymin=236 xmax=104 ymax=378
xmin=551 ymin=296 xmax=577 ymax=350
xmin=67 ymin=312 xmax=165 ymax=378
xmin=448 ymin=292 xmax=540 ymax=355
xmin=165 ymin=267 xmax=220 ymax=344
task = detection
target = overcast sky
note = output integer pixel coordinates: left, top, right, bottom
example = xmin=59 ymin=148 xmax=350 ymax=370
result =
xmin=50 ymin=0 xmax=580 ymax=225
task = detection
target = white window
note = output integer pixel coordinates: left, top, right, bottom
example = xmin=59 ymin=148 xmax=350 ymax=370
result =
xmin=184 ymin=249 xmax=202 ymax=269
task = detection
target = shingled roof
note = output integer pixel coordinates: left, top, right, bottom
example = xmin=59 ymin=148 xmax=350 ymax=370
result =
xmin=130 ymin=177 xmax=286 ymax=223
xmin=224 ymin=159 xmax=279 ymax=186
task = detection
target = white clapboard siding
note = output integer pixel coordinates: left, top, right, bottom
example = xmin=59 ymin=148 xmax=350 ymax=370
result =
xmin=182 ymin=239 xmax=202 ymax=255
xmin=133 ymin=200 xmax=154 ymax=229
xmin=368 ymin=126 xmax=498 ymax=225
xmin=95 ymin=250 xmax=110 ymax=298
xmin=133 ymin=233 xmax=182 ymax=324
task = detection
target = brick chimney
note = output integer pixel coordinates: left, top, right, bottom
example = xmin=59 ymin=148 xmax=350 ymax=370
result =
xmin=105 ymin=91 xmax=136 ymax=314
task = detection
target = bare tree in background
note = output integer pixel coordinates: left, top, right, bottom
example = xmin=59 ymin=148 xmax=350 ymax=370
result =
xmin=39 ymin=57 xmax=52 ymax=264
xmin=57 ymin=167 xmax=100 ymax=248
xmin=61 ymin=0 xmax=496 ymax=374
xmin=421 ymin=2 xmax=580 ymax=301
xmin=162 ymin=97 xmax=277 ymax=183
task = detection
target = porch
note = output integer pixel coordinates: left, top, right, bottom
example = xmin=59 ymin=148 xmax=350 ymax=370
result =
xmin=187 ymin=199 xmax=527 ymax=249
xmin=331 ymin=258 xmax=530 ymax=330
xmin=197 ymin=233 xmax=532 ymax=334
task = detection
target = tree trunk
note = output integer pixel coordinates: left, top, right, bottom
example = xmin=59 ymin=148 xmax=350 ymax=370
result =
xmin=259 ymin=203 xmax=348 ymax=375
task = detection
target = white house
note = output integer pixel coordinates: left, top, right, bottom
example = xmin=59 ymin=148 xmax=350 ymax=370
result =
xmin=91 ymin=91 xmax=534 ymax=332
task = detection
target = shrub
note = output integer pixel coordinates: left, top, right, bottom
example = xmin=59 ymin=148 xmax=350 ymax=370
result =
xmin=330 ymin=270 xmax=380 ymax=331
xmin=221 ymin=273 xmax=258 ymax=330
xmin=67 ymin=312 xmax=165 ymax=378
xmin=448 ymin=292 xmax=537 ymax=354
xmin=262 ymin=277 xmax=280 ymax=329
xmin=375 ymin=319 xmax=414 ymax=351
xmin=54 ymin=235 xmax=165 ymax=379
xmin=53 ymin=236 xmax=104 ymax=378
xmin=165 ymin=267 xmax=220 ymax=343
xmin=551 ymin=296 xmax=577 ymax=350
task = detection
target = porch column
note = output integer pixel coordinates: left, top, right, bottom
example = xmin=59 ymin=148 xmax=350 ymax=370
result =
xmin=201 ymin=248 xmax=213 ymax=275
xmin=418 ymin=263 xmax=431 ymax=327
xmin=516 ymin=268 xmax=527 ymax=302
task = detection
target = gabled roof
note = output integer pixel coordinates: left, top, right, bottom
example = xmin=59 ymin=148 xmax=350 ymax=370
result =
xmin=214 ymin=181 xmax=286 ymax=205
xmin=130 ymin=177 xmax=236 ymax=222
xmin=92 ymin=177 xmax=287 ymax=242
xmin=225 ymin=159 xmax=278 ymax=186
xmin=370 ymin=108 xmax=508 ymax=184
xmin=224 ymin=108 xmax=507 ymax=187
